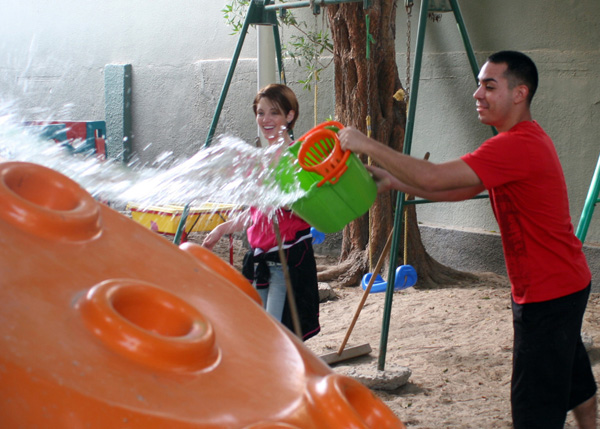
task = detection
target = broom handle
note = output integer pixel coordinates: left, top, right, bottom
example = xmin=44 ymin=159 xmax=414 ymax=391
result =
xmin=337 ymin=228 xmax=395 ymax=356
xmin=273 ymin=219 xmax=303 ymax=339
xmin=337 ymin=152 xmax=429 ymax=355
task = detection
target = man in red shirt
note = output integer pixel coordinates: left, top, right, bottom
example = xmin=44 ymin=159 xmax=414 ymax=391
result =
xmin=339 ymin=51 xmax=596 ymax=428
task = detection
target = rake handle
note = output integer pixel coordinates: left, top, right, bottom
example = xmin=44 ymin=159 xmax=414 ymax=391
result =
xmin=336 ymin=152 xmax=429 ymax=356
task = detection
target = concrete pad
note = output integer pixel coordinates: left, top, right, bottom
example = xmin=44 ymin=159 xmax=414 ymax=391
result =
xmin=337 ymin=363 xmax=412 ymax=391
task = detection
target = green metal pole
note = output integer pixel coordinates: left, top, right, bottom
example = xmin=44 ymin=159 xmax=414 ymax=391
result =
xmin=449 ymin=0 xmax=478 ymax=84
xmin=272 ymin=23 xmax=293 ymax=139
xmin=450 ymin=0 xmax=498 ymax=136
xmin=173 ymin=203 xmax=191 ymax=245
xmin=273 ymin=24 xmax=285 ymax=84
xmin=204 ymin=1 xmax=259 ymax=147
xmin=576 ymin=153 xmax=600 ymax=242
xmin=378 ymin=0 xmax=430 ymax=371
xmin=401 ymin=2 xmax=428 ymax=156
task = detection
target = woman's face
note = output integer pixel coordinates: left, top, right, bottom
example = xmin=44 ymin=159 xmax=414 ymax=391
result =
xmin=255 ymin=97 xmax=295 ymax=145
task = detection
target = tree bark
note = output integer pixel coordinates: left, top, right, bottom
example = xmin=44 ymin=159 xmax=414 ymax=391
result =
xmin=321 ymin=0 xmax=476 ymax=288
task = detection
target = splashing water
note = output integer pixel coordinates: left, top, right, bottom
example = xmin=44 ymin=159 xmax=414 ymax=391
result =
xmin=0 ymin=112 xmax=307 ymax=218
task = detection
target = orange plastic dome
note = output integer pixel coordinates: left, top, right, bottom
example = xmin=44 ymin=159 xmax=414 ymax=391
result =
xmin=0 ymin=161 xmax=405 ymax=428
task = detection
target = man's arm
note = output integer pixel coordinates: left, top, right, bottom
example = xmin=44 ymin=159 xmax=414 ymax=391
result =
xmin=367 ymin=165 xmax=485 ymax=201
xmin=338 ymin=126 xmax=483 ymax=199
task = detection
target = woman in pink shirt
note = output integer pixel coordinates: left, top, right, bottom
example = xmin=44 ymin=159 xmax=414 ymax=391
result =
xmin=203 ymin=84 xmax=320 ymax=341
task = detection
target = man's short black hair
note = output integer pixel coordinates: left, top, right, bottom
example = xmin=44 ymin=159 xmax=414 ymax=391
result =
xmin=488 ymin=51 xmax=538 ymax=104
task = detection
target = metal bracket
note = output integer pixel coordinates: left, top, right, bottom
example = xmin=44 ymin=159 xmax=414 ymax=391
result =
xmin=428 ymin=0 xmax=452 ymax=12
xmin=248 ymin=0 xmax=278 ymax=26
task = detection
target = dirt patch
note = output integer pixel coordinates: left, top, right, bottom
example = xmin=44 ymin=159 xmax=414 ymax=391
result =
xmin=187 ymin=232 xmax=600 ymax=428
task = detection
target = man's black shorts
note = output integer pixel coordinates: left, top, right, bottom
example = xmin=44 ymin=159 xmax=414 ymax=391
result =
xmin=511 ymin=283 xmax=596 ymax=428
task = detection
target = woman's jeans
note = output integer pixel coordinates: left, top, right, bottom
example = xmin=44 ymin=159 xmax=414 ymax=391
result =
xmin=256 ymin=262 xmax=286 ymax=322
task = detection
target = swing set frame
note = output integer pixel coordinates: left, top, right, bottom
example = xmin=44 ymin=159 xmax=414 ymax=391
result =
xmin=204 ymin=0 xmax=490 ymax=371
xmin=204 ymin=0 xmax=370 ymax=148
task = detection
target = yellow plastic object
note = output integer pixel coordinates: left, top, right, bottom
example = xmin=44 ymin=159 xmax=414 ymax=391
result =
xmin=0 ymin=161 xmax=405 ymax=428
xmin=128 ymin=202 xmax=241 ymax=235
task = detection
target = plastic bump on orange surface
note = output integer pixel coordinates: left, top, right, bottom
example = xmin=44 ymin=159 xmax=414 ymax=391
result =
xmin=0 ymin=160 xmax=405 ymax=428
xmin=0 ymin=161 xmax=102 ymax=241
xmin=179 ymin=241 xmax=262 ymax=305
xmin=305 ymin=374 xmax=407 ymax=429
xmin=76 ymin=278 xmax=220 ymax=372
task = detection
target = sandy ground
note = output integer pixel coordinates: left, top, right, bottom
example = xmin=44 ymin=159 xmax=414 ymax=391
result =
xmin=190 ymin=233 xmax=600 ymax=428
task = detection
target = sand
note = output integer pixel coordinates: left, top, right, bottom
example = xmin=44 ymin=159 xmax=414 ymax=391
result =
xmin=192 ymin=233 xmax=600 ymax=428
xmin=307 ymin=266 xmax=600 ymax=428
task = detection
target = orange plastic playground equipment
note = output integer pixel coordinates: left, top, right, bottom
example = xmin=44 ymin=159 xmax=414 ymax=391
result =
xmin=0 ymin=161 xmax=405 ymax=428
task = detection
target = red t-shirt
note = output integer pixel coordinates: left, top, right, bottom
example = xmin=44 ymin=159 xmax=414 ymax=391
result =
xmin=461 ymin=121 xmax=590 ymax=304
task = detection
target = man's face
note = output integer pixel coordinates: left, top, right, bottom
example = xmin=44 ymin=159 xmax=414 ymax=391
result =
xmin=473 ymin=61 xmax=516 ymax=129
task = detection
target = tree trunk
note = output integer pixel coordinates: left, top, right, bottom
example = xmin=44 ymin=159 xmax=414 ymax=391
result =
xmin=320 ymin=0 xmax=476 ymax=288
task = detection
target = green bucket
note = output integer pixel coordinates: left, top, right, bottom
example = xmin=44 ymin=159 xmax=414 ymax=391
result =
xmin=273 ymin=124 xmax=377 ymax=233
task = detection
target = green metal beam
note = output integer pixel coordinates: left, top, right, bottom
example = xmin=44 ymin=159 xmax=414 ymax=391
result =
xmin=273 ymin=21 xmax=286 ymax=83
xmin=104 ymin=64 xmax=133 ymax=163
xmin=404 ymin=194 xmax=489 ymax=206
xmin=173 ymin=203 xmax=190 ymax=245
xmin=428 ymin=0 xmax=452 ymax=12
xmin=205 ymin=0 xmax=278 ymax=147
xmin=378 ymin=0 xmax=487 ymax=371
xmin=449 ymin=0 xmax=478 ymax=83
xmin=378 ymin=0 xmax=430 ymax=372
xmin=248 ymin=0 xmax=279 ymax=25
xmin=576 ymin=152 xmax=600 ymax=243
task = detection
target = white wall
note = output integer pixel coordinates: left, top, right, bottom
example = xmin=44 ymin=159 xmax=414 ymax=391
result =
xmin=1 ymin=0 xmax=599 ymax=243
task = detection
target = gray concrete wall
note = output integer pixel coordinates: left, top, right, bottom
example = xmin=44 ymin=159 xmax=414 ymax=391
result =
xmin=418 ymin=223 xmax=600 ymax=293
xmin=314 ymin=224 xmax=600 ymax=293
xmin=393 ymin=3 xmax=600 ymax=245
xmin=1 ymin=1 xmax=599 ymax=267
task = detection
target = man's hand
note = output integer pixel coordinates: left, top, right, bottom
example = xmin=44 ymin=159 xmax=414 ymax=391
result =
xmin=366 ymin=164 xmax=399 ymax=193
xmin=338 ymin=126 xmax=372 ymax=155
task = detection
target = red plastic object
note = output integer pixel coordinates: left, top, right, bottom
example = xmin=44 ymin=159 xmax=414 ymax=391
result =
xmin=26 ymin=120 xmax=107 ymax=160
xmin=297 ymin=120 xmax=350 ymax=187
xmin=0 ymin=161 xmax=405 ymax=428
xmin=94 ymin=128 xmax=107 ymax=160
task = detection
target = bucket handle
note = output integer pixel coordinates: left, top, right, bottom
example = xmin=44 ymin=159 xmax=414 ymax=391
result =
xmin=298 ymin=121 xmax=350 ymax=187
xmin=297 ymin=120 xmax=345 ymax=143
xmin=316 ymin=151 xmax=349 ymax=187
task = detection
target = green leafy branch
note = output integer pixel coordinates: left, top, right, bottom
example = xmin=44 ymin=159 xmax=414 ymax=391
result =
xmin=222 ymin=0 xmax=333 ymax=91
xmin=221 ymin=0 xmax=250 ymax=34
